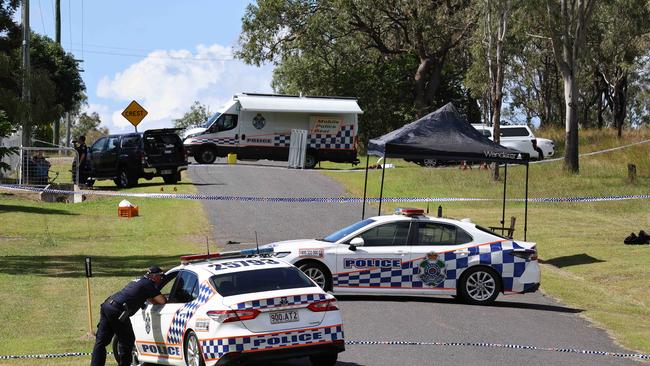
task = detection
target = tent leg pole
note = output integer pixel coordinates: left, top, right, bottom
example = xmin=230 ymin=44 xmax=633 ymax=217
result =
xmin=378 ymin=158 xmax=387 ymax=216
xmin=502 ymin=164 xmax=507 ymax=227
xmin=524 ymin=163 xmax=529 ymax=241
xmin=362 ymin=154 xmax=369 ymax=219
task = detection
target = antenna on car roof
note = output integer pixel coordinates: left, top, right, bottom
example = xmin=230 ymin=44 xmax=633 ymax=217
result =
xmin=255 ymin=231 xmax=259 ymax=254
xmin=206 ymin=236 xmax=210 ymax=257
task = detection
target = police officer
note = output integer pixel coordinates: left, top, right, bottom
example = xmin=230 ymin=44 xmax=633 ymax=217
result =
xmin=72 ymin=135 xmax=88 ymax=185
xmin=90 ymin=266 xmax=167 ymax=366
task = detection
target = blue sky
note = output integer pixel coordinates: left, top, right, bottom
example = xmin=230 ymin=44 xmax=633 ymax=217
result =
xmin=27 ymin=0 xmax=273 ymax=133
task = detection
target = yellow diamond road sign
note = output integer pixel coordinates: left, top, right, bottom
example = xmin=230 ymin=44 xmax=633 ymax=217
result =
xmin=121 ymin=100 xmax=148 ymax=127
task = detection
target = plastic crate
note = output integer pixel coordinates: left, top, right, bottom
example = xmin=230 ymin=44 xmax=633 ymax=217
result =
xmin=118 ymin=205 xmax=139 ymax=218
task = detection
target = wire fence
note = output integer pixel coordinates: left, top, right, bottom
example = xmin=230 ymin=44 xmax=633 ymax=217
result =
xmin=0 ymin=146 xmax=79 ymax=187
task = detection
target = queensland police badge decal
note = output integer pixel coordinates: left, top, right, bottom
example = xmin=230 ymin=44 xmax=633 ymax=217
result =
xmin=145 ymin=313 xmax=151 ymax=334
xmin=252 ymin=113 xmax=266 ymax=129
xmin=419 ymin=252 xmax=446 ymax=286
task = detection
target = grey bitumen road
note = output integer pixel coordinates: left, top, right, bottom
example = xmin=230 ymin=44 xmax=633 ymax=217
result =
xmin=188 ymin=160 xmax=644 ymax=366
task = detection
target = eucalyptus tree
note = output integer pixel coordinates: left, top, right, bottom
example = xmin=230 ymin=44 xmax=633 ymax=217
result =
xmin=545 ymin=0 xmax=596 ymax=173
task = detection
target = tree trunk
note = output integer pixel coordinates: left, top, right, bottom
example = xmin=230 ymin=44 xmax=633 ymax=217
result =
xmin=613 ymin=72 xmax=627 ymax=138
xmin=414 ymin=56 xmax=445 ymax=118
xmin=563 ymin=74 xmax=579 ymax=172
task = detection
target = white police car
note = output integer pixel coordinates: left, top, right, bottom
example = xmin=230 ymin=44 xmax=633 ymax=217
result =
xmin=263 ymin=208 xmax=541 ymax=305
xmin=117 ymin=248 xmax=344 ymax=366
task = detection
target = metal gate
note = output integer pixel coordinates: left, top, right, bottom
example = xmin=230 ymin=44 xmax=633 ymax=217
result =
xmin=288 ymin=129 xmax=308 ymax=169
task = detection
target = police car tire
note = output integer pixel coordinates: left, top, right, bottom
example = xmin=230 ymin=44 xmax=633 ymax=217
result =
xmin=298 ymin=262 xmax=332 ymax=291
xmin=111 ymin=337 xmax=148 ymax=366
xmin=309 ymin=352 xmax=338 ymax=366
xmin=458 ymin=266 xmax=500 ymax=305
xmin=184 ymin=331 xmax=205 ymax=366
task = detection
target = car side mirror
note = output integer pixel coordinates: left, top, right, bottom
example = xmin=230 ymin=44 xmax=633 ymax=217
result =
xmin=349 ymin=237 xmax=364 ymax=252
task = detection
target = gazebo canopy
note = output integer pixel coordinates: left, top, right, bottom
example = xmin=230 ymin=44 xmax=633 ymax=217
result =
xmin=368 ymin=103 xmax=529 ymax=164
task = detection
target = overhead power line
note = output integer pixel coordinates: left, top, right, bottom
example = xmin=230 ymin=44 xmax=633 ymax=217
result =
xmin=66 ymin=48 xmax=236 ymax=61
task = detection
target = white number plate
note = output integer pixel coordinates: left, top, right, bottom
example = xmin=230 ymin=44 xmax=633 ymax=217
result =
xmin=269 ymin=310 xmax=299 ymax=324
xmin=160 ymin=169 xmax=172 ymax=175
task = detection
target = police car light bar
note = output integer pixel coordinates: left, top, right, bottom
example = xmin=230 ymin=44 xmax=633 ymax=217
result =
xmin=180 ymin=247 xmax=274 ymax=264
xmin=395 ymin=207 xmax=425 ymax=216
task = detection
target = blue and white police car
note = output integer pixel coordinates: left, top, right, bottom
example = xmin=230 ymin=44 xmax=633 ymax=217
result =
xmin=262 ymin=208 xmax=541 ymax=305
xmin=119 ymin=248 xmax=345 ymax=366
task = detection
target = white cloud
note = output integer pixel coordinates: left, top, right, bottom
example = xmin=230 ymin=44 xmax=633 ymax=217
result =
xmin=96 ymin=44 xmax=274 ymax=132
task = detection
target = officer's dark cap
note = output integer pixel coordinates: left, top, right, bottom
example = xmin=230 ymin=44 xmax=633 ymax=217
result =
xmin=146 ymin=266 xmax=163 ymax=275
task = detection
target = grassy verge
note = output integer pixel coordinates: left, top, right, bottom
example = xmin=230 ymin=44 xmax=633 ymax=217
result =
xmin=0 ymin=172 xmax=212 ymax=366
xmin=320 ymin=127 xmax=650 ymax=353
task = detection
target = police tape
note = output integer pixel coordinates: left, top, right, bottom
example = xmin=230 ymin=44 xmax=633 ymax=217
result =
xmin=1 ymin=184 xmax=649 ymax=204
xmin=531 ymin=138 xmax=650 ymax=165
xmin=1 ymin=341 xmax=649 ymax=360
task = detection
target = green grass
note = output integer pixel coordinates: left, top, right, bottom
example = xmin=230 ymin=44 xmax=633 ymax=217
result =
xmin=321 ymin=127 xmax=650 ymax=354
xmin=0 ymin=172 xmax=212 ymax=366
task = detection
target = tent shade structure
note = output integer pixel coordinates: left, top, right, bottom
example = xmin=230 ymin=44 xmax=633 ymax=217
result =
xmin=362 ymin=102 xmax=531 ymax=240
xmin=368 ymin=103 xmax=529 ymax=163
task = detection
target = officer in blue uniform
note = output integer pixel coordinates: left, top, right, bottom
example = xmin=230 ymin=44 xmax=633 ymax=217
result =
xmin=91 ymin=266 xmax=167 ymax=366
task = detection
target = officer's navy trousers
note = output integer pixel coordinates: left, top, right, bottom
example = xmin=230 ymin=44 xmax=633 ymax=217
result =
xmin=90 ymin=303 xmax=135 ymax=366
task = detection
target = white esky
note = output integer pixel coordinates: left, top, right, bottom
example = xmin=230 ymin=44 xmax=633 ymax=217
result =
xmin=26 ymin=0 xmax=273 ymax=134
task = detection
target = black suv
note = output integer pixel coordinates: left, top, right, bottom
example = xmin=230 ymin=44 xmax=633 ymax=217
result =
xmin=87 ymin=129 xmax=188 ymax=188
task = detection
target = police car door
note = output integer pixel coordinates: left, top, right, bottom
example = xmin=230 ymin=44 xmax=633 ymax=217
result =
xmin=139 ymin=270 xmax=196 ymax=364
xmin=334 ymin=221 xmax=414 ymax=294
xmin=409 ymin=222 xmax=475 ymax=295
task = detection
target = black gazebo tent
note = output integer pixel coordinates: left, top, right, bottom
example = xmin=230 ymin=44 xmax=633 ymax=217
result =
xmin=362 ymin=103 xmax=531 ymax=240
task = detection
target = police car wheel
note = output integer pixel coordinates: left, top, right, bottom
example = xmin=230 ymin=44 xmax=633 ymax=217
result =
xmin=299 ymin=262 xmax=331 ymax=291
xmin=459 ymin=267 xmax=500 ymax=305
xmin=309 ymin=352 xmax=338 ymax=366
xmin=111 ymin=337 xmax=147 ymax=366
xmin=184 ymin=331 xmax=205 ymax=366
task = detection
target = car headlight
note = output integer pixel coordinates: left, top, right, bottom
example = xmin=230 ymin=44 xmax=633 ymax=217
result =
xmin=273 ymin=251 xmax=291 ymax=258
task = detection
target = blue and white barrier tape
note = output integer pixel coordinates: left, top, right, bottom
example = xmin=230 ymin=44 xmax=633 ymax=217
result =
xmin=1 ymin=184 xmax=649 ymax=204
xmin=1 ymin=341 xmax=648 ymax=360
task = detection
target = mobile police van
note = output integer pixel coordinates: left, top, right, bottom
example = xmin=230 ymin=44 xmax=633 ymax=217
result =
xmin=183 ymin=93 xmax=363 ymax=168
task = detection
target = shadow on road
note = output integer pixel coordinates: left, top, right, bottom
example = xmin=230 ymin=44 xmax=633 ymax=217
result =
xmin=0 ymin=254 xmax=183 ymax=278
xmin=0 ymin=204 xmax=79 ymax=216
xmin=335 ymin=295 xmax=582 ymax=314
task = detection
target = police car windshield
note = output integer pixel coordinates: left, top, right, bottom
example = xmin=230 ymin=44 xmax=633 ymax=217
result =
xmin=210 ymin=267 xmax=317 ymax=297
xmin=202 ymin=112 xmax=221 ymax=129
xmin=322 ymin=219 xmax=375 ymax=243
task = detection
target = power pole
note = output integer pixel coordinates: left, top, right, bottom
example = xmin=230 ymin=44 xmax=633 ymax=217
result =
xmin=54 ymin=0 xmax=61 ymax=146
xmin=21 ymin=0 xmax=31 ymax=147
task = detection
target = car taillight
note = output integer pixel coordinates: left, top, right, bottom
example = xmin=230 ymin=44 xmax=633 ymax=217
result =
xmin=140 ymin=151 xmax=146 ymax=165
xmin=207 ymin=309 xmax=260 ymax=323
xmin=510 ymin=249 xmax=538 ymax=261
xmin=307 ymin=300 xmax=338 ymax=312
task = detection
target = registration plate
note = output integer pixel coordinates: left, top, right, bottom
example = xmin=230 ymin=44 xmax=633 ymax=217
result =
xmin=269 ymin=310 xmax=299 ymax=324
xmin=160 ymin=169 xmax=172 ymax=175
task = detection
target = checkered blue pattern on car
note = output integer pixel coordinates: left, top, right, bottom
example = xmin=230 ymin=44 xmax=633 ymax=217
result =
xmin=166 ymin=282 xmax=215 ymax=344
xmin=200 ymin=324 xmax=344 ymax=361
xmin=189 ymin=137 xmax=237 ymax=145
xmin=333 ymin=241 xmax=534 ymax=292
xmin=273 ymin=125 xmax=355 ymax=150
xmin=233 ymin=293 xmax=330 ymax=310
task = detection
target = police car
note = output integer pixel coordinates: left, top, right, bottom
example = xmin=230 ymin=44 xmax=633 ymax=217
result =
xmin=118 ymin=248 xmax=344 ymax=366
xmin=262 ymin=208 xmax=541 ymax=305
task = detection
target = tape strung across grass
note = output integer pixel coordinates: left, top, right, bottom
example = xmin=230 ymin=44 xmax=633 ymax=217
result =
xmin=1 ymin=341 xmax=649 ymax=360
xmin=1 ymin=184 xmax=649 ymax=204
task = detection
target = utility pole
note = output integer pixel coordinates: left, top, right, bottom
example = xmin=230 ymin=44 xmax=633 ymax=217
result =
xmin=54 ymin=0 xmax=61 ymax=146
xmin=21 ymin=0 xmax=31 ymax=147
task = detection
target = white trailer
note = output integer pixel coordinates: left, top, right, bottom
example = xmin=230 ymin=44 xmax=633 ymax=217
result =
xmin=183 ymin=93 xmax=363 ymax=168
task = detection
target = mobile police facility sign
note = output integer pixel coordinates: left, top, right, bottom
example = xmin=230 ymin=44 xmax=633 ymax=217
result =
xmin=122 ymin=100 xmax=148 ymax=130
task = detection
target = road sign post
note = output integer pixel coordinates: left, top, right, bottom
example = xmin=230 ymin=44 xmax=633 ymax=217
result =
xmin=121 ymin=100 xmax=148 ymax=132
